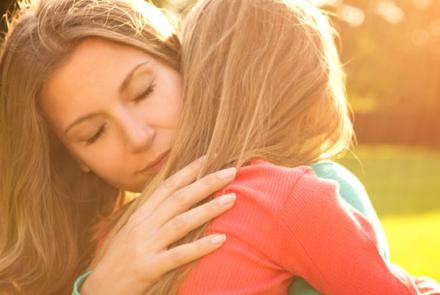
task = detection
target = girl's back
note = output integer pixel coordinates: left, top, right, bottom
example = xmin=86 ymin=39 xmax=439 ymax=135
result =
xmin=178 ymin=160 xmax=416 ymax=295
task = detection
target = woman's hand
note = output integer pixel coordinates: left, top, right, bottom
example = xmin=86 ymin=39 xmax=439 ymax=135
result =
xmin=81 ymin=156 xmax=237 ymax=295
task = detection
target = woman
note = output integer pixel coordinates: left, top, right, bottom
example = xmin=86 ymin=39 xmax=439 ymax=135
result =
xmin=0 ymin=0 xmax=391 ymax=294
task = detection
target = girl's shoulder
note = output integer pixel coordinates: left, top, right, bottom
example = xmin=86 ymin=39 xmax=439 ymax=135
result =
xmin=238 ymin=158 xmax=314 ymax=179
xmin=224 ymin=159 xmax=339 ymax=211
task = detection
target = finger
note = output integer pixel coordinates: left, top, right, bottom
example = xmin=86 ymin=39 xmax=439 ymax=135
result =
xmin=133 ymin=155 xmax=208 ymax=219
xmin=154 ymin=233 xmax=227 ymax=276
xmin=150 ymin=167 xmax=237 ymax=227
xmin=152 ymin=193 xmax=236 ymax=251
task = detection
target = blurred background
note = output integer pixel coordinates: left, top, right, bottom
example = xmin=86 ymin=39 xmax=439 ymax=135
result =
xmin=1 ymin=0 xmax=439 ymax=281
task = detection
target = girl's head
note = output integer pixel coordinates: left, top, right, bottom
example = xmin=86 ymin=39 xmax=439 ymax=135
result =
xmin=176 ymin=0 xmax=353 ymax=170
xmin=0 ymin=0 xmax=179 ymax=292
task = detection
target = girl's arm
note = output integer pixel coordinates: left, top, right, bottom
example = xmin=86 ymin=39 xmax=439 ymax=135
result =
xmin=280 ymin=169 xmax=440 ymax=295
xmin=288 ymin=160 xmax=389 ymax=295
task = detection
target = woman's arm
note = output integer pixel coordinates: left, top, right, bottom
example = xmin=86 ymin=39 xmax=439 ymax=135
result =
xmin=73 ymin=157 xmax=238 ymax=295
xmin=288 ymin=160 xmax=389 ymax=295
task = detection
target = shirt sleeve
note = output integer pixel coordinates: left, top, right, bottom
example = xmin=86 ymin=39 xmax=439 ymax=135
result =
xmin=71 ymin=271 xmax=92 ymax=295
xmin=277 ymin=169 xmax=440 ymax=295
xmin=310 ymin=160 xmax=390 ymax=260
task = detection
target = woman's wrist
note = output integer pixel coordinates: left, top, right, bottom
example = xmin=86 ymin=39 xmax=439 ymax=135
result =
xmin=78 ymin=266 xmax=148 ymax=295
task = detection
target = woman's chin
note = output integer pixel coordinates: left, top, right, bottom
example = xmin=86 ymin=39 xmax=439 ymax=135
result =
xmin=127 ymin=175 xmax=157 ymax=193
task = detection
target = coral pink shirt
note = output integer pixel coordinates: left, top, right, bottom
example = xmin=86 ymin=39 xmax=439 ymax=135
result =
xmin=178 ymin=160 xmax=439 ymax=295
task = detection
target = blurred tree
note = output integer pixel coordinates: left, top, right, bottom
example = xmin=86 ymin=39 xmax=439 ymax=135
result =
xmin=328 ymin=0 xmax=440 ymax=146
xmin=334 ymin=0 xmax=440 ymax=113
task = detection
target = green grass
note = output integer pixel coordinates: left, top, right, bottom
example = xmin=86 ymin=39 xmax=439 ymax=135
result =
xmin=381 ymin=211 xmax=440 ymax=281
xmin=337 ymin=144 xmax=440 ymax=282
xmin=338 ymin=144 xmax=440 ymax=216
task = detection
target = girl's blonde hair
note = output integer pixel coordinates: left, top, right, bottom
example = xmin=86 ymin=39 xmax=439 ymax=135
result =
xmin=0 ymin=0 xmax=179 ymax=293
xmin=93 ymin=0 xmax=354 ymax=294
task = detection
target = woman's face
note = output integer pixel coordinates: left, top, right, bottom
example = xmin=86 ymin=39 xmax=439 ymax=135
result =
xmin=41 ymin=38 xmax=182 ymax=192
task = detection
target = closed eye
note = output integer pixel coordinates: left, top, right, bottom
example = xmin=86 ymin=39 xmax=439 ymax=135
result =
xmin=85 ymin=124 xmax=107 ymax=145
xmin=133 ymin=83 xmax=155 ymax=103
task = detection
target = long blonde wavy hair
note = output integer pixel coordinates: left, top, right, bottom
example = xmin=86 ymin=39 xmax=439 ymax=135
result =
xmin=92 ymin=0 xmax=354 ymax=294
xmin=0 ymin=0 xmax=179 ymax=293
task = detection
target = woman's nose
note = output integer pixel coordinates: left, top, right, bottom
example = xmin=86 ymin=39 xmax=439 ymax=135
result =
xmin=120 ymin=115 xmax=155 ymax=153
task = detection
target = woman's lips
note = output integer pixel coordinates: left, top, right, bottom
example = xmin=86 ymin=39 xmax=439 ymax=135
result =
xmin=137 ymin=150 xmax=170 ymax=174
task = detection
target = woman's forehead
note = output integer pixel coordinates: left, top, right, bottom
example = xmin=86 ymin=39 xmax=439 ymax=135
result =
xmin=39 ymin=38 xmax=154 ymax=133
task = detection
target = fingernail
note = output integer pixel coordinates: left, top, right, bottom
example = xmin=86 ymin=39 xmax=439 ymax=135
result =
xmin=218 ymin=193 xmax=236 ymax=206
xmin=216 ymin=167 xmax=237 ymax=179
xmin=211 ymin=234 xmax=226 ymax=245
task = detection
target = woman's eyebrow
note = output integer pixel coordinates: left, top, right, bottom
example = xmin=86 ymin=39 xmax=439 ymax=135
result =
xmin=118 ymin=61 xmax=150 ymax=95
xmin=63 ymin=61 xmax=150 ymax=137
